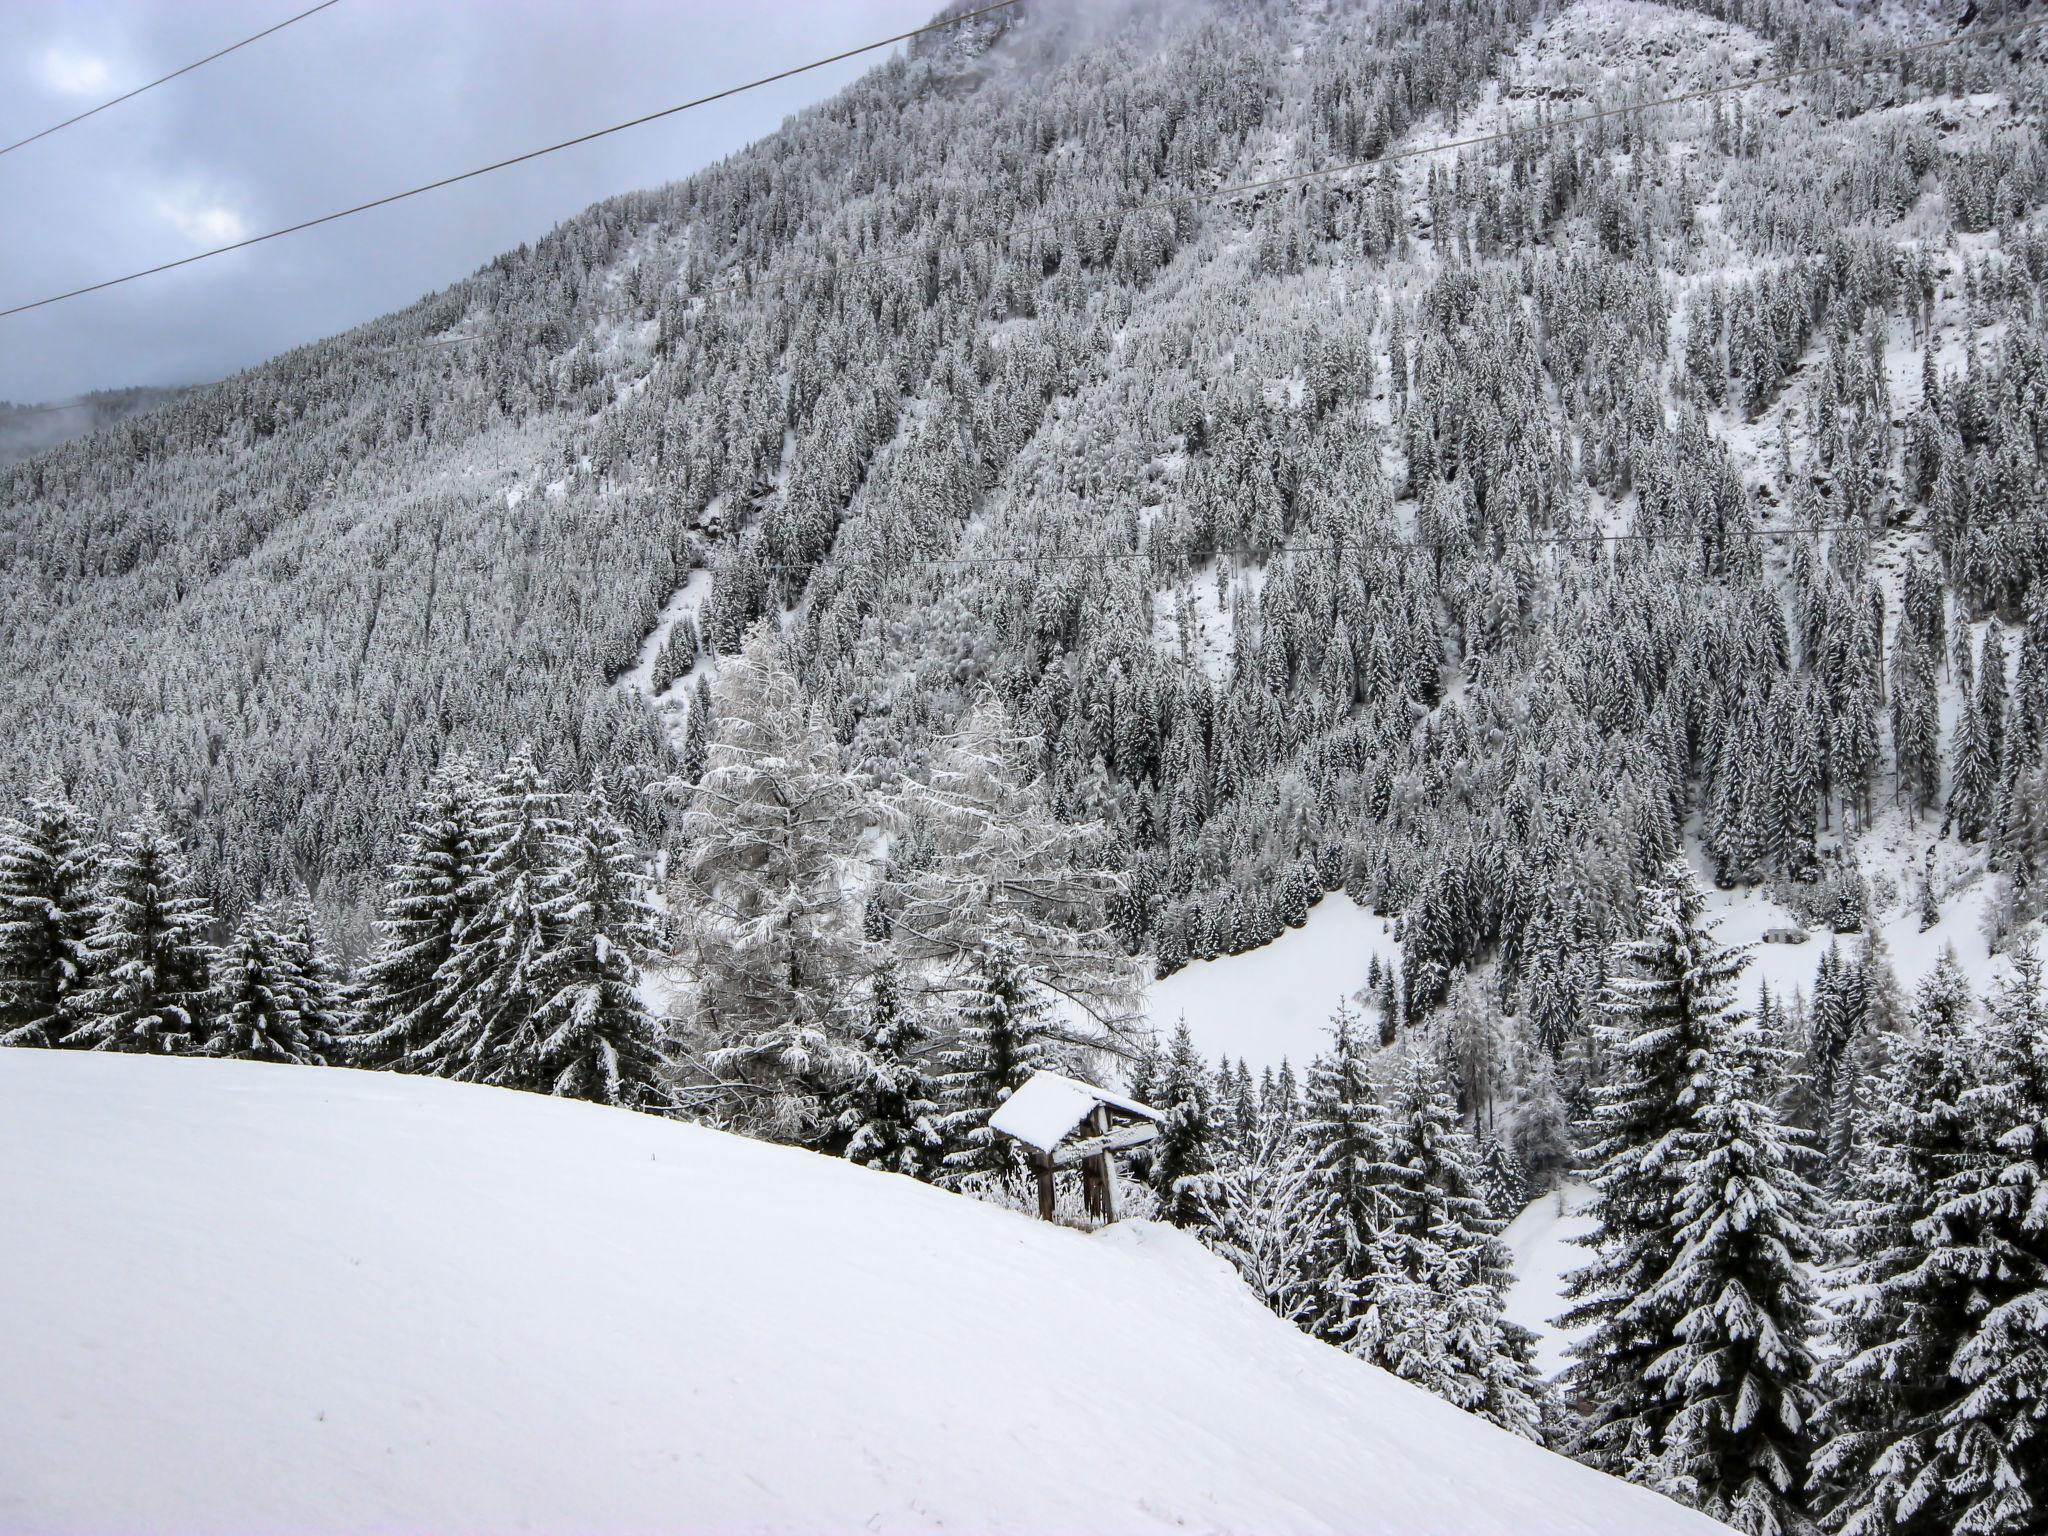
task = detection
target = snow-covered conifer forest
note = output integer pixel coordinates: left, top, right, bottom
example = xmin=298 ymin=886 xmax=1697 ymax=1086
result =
xmin=6 ymin=0 xmax=2048 ymax=1529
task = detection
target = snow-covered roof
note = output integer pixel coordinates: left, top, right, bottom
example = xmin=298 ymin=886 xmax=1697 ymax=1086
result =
xmin=987 ymin=1070 xmax=1160 ymax=1154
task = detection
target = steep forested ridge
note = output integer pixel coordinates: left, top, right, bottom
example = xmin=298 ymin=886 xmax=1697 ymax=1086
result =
xmin=4 ymin=0 xmax=2045 ymax=978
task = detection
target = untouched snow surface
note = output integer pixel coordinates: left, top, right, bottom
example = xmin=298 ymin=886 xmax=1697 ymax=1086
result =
xmin=1152 ymin=895 xmax=1400 ymax=1070
xmin=1503 ymin=1182 xmax=1601 ymax=1378
xmin=0 ymin=1050 xmax=1721 ymax=1536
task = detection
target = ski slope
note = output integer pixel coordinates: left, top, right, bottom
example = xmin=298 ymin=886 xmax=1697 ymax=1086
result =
xmin=0 ymin=1050 xmax=1721 ymax=1535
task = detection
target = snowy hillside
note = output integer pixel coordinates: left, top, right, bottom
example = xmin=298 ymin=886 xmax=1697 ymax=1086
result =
xmin=0 ymin=1050 xmax=1718 ymax=1536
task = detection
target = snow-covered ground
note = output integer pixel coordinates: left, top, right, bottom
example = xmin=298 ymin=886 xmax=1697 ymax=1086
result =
xmin=1503 ymin=1182 xmax=1600 ymax=1378
xmin=1150 ymin=895 xmax=1399 ymax=1071
xmin=0 ymin=1050 xmax=1722 ymax=1536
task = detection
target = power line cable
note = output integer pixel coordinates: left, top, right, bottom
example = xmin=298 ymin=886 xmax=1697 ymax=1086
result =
xmin=0 ymin=0 xmax=345 ymax=161
xmin=0 ymin=0 xmax=1025 ymax=322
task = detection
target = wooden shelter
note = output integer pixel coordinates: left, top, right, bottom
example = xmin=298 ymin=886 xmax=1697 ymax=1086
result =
xmin=988 ymin=1070 xmax=1162 ymax=1225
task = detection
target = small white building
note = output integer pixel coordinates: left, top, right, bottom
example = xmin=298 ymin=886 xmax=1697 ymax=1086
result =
xmin=989 ymin=1070 xmax=1161 ymax=1225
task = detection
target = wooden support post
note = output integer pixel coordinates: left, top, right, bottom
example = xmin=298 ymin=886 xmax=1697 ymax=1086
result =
xmin=1034 ymin=1152 xmax=1056 ymax=1223
xmin=1082 ymin=1105 xmax=1118 ymax=1225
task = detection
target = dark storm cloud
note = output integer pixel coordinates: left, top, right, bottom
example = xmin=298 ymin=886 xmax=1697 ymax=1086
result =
xmin=0 ymin=0 xmax=932 ymax=403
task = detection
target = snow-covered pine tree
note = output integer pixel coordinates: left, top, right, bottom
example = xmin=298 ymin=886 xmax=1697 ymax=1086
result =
xmin=811 ymin=962 xmax=937 ymax=1179
xmin=0 ymin=787 xmax=100 ymax=1048
xmin=1478 ymin=1132 xmax=1529 ymax=1221
xmin=1643 ymin=1007 xmax=1823 ymax=1535
xmin=1212 ymin=1118 xmax=1328 ymax=1329
xmin=274 ymin=891 xmax=349 ymax=1062
xmin=828 ymin=961 xmax=942 ymax=1178
xmin=657 ymin=623 xmax=874 ymax=1140
xmin=203 ymin=903 xmax=322 ymax=1064
xmin=1561 ymin=857 xmax=1748 ymax=1486
xmin=933 ymin=940 xmax=1064 ymax=1186
xmin=525 ymin=779 xmax=667 ymax=1108
xmin=888 ymin=696 xmax=1142 ymax=1053
xmin=1357 ymin=1049 xmax=1546 ymax=1441
xmin=65 ymin=809 xmax=215 ymax=1054
xmin=410 ymin=748 xmax=572 ymax=1088
xmin=351 ymin=758 xmax=486 ymax=1070
xmin=1297 ymin=1001 xmax=1392 ymax=1345
xmin=1930 ymin=948 xmax=2048 ymax=1534
xmin=1149 ymin=1018 xmax=1222 ymax=1230
xmin=1814 ymin=949 xmax=1985 ymax=1536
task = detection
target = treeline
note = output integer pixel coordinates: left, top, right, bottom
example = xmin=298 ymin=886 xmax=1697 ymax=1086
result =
xmin=1146 ymin=857 xmax=2048 ymax=1536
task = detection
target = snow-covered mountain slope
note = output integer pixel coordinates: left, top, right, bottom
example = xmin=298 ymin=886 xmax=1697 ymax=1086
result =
xmin=0 ymin=1049 xmax=1720 ymax=1536
xmin=1150 ymin=894 xmax=1400 ymax=1069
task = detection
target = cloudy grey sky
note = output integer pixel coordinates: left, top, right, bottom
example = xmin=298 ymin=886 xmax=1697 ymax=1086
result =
xmin=0 ymin=0 xmax=934 ymax=404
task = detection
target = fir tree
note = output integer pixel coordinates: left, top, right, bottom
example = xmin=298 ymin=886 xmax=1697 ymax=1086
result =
xmin=934 ymin=941 xmax=1064 ymax=1186
xmin=1149 ymin=1018 xmax=1222 ymax=1230
xmin=1645 ymin=1009 xmax=1823 ymax=1535
xmin=1562 ymin=857 xmax=1749 ymax=1486
xmin=203 ymin=903 xmax=321 ymax=1064
xmin=829 ymin=961 xmax=943 ymax=1179
xmin=524 ymin=780 xmax=667 ymax=1107
xmin=0 ymin=787 xmax=100 ymax=1048
xmin=65 ymin=809 xmax=215 ymax=1054
xmin=352 ymin=758 xmax=485 ymax=1070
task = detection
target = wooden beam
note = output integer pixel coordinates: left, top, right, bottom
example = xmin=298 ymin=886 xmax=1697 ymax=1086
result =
xmin=1046 ymin=1121 xmax=1158 ymax=1169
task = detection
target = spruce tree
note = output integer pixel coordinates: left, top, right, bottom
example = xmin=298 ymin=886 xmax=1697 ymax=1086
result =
xmin=524 ymin=780 xmax=667 ymax=1107
xmin=0 ymin=787 xmax=100 ymax=1048
xmin=1561 ymin=857 xmax=1748 ymax=1486
xmin=1149 ymin=1019 xmax=1222 ymax=1230
xmin=66 ymin=809 xmax=215 ymax=1054
xmin=830 ymin=962 xmax=943 ymax=1178
xmin=1645 ymin=1009 xmax=1823 ymax=1535
xmin=934 ymin=941 xmax=1064 ymax=1186
xmin=410 ymin=749 xmax=572 ymax=1088
xmin=1358 ymin=1050 xmax=1546 ymax=1441
xmin=1814 ymin=949 xmax=1985 ymax=1536
xmin=352 ymin=758 xmax=485 ymax=1070
xmin=1298 ymin=1002 xmax=1391 ymax=1344
xmin=1931 ymin=950 xmax=2048 ymax=1534
xmin=274 ymin=892 xmax=349 ymax=1062
xmin=204 ymin=904 xmax=321 ymax=1064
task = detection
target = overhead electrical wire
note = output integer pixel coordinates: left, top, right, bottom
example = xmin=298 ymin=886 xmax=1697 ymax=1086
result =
xmin=0 ymin=0 xmax=345 ymax=161
xmin=0 ymin=0 xmax=1026 ymax=322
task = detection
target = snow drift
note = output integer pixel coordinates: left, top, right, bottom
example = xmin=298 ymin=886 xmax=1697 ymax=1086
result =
xmin=0 ymin=1050 xmax=1718 ymax=1535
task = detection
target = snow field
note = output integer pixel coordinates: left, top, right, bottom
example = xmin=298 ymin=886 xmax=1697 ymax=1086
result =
xmin=0 ymin=1049 xmax=1723 ymax=1536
